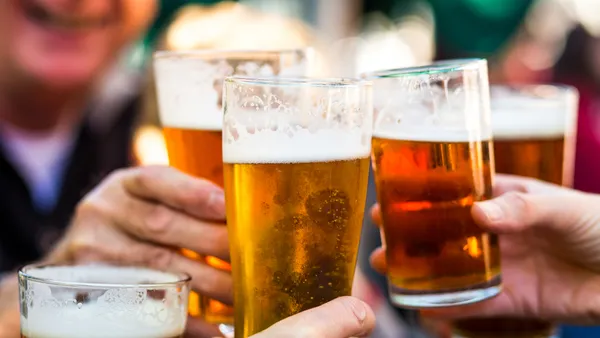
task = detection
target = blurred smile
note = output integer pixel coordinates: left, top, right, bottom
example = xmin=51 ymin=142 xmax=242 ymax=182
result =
xmin=19 ymin=0 xmax=115 ymax=32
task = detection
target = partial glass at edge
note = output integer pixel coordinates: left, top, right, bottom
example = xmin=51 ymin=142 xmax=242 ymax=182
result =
xmin=450 ymin=84 xmax=578 ymax=338
xmin=153 ymin=48 xmax=309 ymax=327
xmin=363 ymin=59 xmax=502 ymax=308
xmin=222 ymin=76 xmax=373 ymax=338
xmin=19 ymin=264 xmax=190 ymax=338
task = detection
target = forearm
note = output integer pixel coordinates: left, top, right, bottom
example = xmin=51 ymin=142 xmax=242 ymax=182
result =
xmin=0 ymin=273 xmax=21 ymax=338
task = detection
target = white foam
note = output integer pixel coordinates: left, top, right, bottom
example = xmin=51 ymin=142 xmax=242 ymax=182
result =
xmin=21 ymin=266 xmax=187 ymax=338
xmin=154 ymin=56 xmax=223 ymax=131
xmin=490 ymin=90 xmax=575 ymax=140
xmin=223 ymin=127 xmax=371 ymax=164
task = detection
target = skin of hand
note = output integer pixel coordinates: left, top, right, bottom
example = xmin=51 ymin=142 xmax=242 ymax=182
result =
xmin=240 ymin=296 xmax=375 ymax=338
xmin=370 ymin=174 xmax=600 ymax=325
xmin=0 ymin=166 xmax=231 ymax=338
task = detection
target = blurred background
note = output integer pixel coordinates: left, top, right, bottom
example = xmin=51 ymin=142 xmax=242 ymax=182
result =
xmin=108 ymin=0 xmax=600 ymax=336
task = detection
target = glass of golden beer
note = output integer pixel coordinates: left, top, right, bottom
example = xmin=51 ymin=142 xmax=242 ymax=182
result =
xmin=451 ymin=84 xmax=579 ymax=338
xmin=152 ymin=49 xmax=308 ymax=325
xmin=363 ymin=59 xmax=501 ymax=308
xmin=18 ymin=264 xmax=190 ymax=338
xmin=223 ymin=76 xmax=373 ymax=338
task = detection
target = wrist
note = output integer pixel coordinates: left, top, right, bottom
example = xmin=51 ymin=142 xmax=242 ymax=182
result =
xmin=0 ymin=273 xmax=21 ymax=338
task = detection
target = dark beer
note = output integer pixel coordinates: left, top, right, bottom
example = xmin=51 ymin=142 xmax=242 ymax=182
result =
xmin=371 ymin=135 xmax=501 ymax=308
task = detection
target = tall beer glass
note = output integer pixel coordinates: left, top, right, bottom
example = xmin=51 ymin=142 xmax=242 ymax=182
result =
xmin=153 ymin=49 xmax=308 ymax=324
xmin=223 ymin=76 xmax=373 ymax=337
xmin=451 ymin=84 xmax=579 ymax=338
xmin=364 ymin=59 xmax=501 ymax=308
xmin=19 ymin=264 xmax=190 ymax=338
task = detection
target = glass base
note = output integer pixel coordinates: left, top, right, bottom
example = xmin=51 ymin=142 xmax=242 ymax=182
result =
xmin=219 ymin=324 xmax=235 ymax=338
xmin=389 ymin=275 xmax=502 ymax=308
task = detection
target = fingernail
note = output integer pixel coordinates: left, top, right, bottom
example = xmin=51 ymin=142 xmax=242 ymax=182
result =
xmin=477 ymin=201 xmax=504 ymax=222
xmin=352 ymin=302 xmax=368 ymax=322
xmin=209 ymin=191 xmax=226 ymax=217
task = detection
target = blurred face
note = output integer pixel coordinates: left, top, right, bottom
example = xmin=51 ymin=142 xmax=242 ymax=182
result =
xmin=0 ymin=0 xmax=157 ymax=90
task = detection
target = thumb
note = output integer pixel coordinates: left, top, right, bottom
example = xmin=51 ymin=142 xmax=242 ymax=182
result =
xmin=250 ymin=296 xmax=376 ymax=338
xmin=472 ymin=190 xmax=594 ymax=235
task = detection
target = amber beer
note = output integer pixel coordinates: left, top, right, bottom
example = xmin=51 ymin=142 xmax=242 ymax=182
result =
xmin=451 ymin=85 xmax=578 ymax=338
xmin=223 ymin=76 xmax=373 ymax=337
xmin=154 ymin=49 xmax=308 ymax=324
xmin=371 ymin=135 xmax=500 ymax=305
xmin=366 ymin=59 xmax=501 ymax=308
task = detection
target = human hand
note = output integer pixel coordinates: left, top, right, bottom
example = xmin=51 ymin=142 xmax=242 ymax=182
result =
xmin=247 ymin=296 xmax=375 ymax=338
xmin=370 ymin=174 xmax=600 ymax=324
xmin=47 ymin=165 xmax=230 ymax=337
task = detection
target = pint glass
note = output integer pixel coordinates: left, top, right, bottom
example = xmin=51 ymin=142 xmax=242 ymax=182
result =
xmin=451 ymin=84 xmax=579 ymax=338
xmin=19 ymin=264 xmax=190 ymax=338
xmin=364 ymin=59 xmax=501 ymax=308
xmin=223 ymin=77 xmax=373 ymax=337
xmin=153 ymin=49 xmax=308 ymax=324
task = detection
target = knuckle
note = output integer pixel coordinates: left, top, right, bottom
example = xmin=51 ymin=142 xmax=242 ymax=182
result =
xmin=501 ymin=192 xmax=532 ymax=220
xmin=146 ymin=247 xmax=174 ymax=270
xmin=142 ymin=204 xmax=175 ymax=236
xmin=74 ymin=198 xmax=106 ymax=223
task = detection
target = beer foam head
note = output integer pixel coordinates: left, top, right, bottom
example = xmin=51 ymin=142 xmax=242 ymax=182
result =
xmin=153 ymin=50 xmax=309 ymax=131
xmin=20 ymin=265 xmax=188 ymax=338
xmin=491 ymin=95 xmax=573 ymax=140
xmin=223 ymin=126 xmax=371 ymax=163
xmin=154 ymin=56 xmax=223 ymax=131
xmin=223 ymin=77 xmax=373 ymax=164
xmin=372 ymin=127 xmax=489 ymax=143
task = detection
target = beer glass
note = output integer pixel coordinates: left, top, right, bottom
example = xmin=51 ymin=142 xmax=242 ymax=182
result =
xmin=19 ymin=264 xmax=190 ymax=338
xmin=153 ymin=49 xmax=308 ymax=325
xmin=451 ymin=84 xmax=579 ymax=338
xmin=223 ymin=76 xmax=373 ymax=337
xmin=364 ymin=59 xmax=501 ymax=308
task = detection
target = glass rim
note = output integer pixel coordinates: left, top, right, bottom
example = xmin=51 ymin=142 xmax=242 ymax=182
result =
xmin=224 ymin=76 xmax=372 ymax=88
xmin=153 ymin=47 xmax=310 ymax=60
xmin=18 ymin=263 xmax=192 ymax=289
xmin=362 ymin=58 xmax=487 ymax=79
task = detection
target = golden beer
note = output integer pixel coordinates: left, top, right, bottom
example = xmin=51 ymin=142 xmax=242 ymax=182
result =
xmin=154 ymin=49 xmax=308 ymax=324
xmin=223 ymin=76 xmax=373 ymax=338
xmin=372 ymin=136 xmax=500 ymax=302
xmin=224 ymin=157 xmax=370 ymax=336
xmin=451 ymin=85 xmax=578 ymax=338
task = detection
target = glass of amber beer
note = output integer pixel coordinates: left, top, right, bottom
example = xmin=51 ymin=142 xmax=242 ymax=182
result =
xmin=364 ymin=59 xmax=501 ymax=308
xmin=223 ymin=76 xmax=373 ymax=338
xmin=18 ymin=264 xmax=190 ymax=338
xmin=451 ymin=84 xmax=579 ymax=338
xmin=153 ymin=49 xmax=308 ymax=325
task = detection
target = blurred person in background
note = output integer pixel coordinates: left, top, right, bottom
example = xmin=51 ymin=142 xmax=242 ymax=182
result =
xmin=0 ymin=1 xmax=232 ymax=337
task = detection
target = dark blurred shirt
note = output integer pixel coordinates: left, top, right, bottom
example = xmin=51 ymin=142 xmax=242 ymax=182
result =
xmin=0 ymin=94 xmax=140 ymax=272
